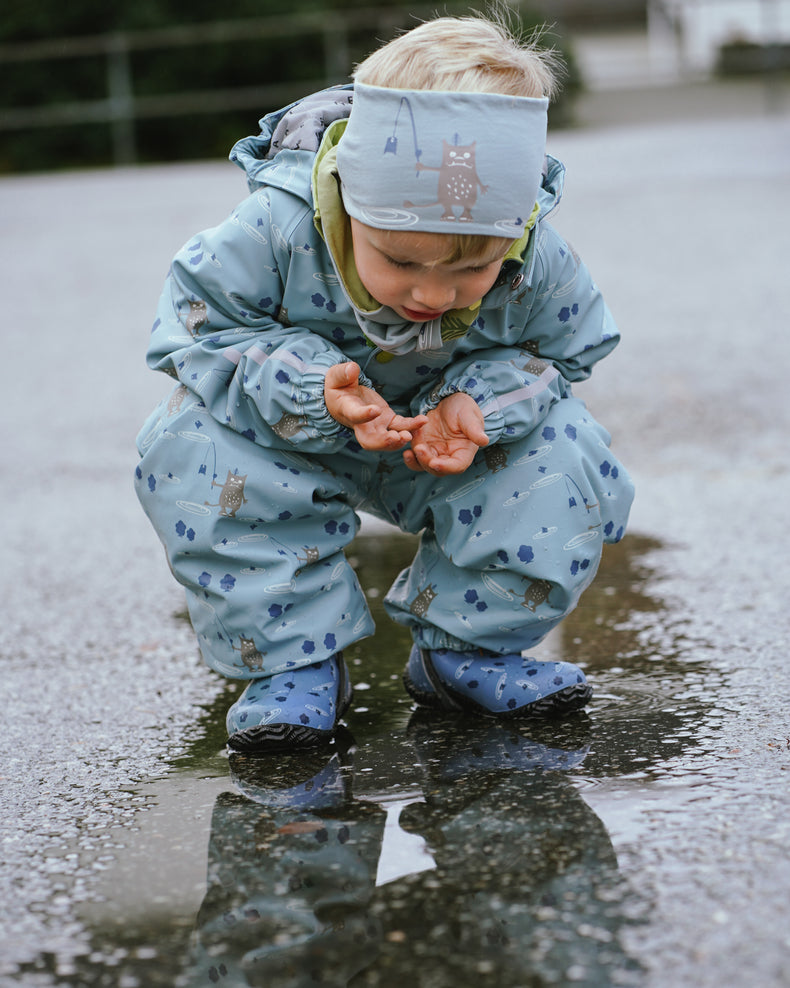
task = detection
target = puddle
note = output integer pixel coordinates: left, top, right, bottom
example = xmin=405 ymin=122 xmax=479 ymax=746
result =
xmin=18 ymin=533 xmax=726 ymax=987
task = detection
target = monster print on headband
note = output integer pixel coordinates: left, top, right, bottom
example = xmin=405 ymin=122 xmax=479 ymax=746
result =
xmin=336 ymin=81 xmax=548 ymax=238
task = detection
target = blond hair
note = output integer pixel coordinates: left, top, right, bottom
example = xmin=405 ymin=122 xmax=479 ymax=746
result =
xmin=352 ymin=11 xmax=558 ymax=259
xmin=353 ymin=11 xmax=561 ymax=100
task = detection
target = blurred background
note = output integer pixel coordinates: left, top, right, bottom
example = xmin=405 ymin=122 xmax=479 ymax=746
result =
xmin=1 ymin=0 xmax=788 ymax=174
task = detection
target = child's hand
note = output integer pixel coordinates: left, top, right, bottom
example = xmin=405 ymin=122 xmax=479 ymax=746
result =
xmin=325 ymin=362 xmax=428 ymax=451
xmin=403 ymin=392 xmax=489 ymax=475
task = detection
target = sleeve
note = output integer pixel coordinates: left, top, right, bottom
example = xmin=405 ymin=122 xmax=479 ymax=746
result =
xmin=410 ymin=223 xmax=620 ymax=445
xmin=145 ymin=190 xmax=369 ymax=452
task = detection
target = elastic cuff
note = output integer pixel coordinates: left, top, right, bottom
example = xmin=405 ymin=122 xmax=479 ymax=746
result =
xmin=412 ymin=628 xmax=480 ymax=652
xmin=301 ymin=360 xmax=370 ymax=443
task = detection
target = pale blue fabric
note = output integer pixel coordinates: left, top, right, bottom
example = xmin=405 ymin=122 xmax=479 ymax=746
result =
xmin=136 ymin=393 xmax=631 ymax=678
xmin=337 ymin=81 xmax=548 ymax=237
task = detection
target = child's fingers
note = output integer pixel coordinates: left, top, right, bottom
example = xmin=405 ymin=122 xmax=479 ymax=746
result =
xmin=325 ymin=361 xmax=359 ymax=390
xmin=389 ymin=413 xmax=428 ymax=432
xmin=409 ymin=442 xmax=444 ymax=474
xmin=465 ymin=425 xmax=489 ymax=447
xmin=453 ymin=409 xmax=489 ymax=447
xmin=356 ymin=425 xmax=412 ymax=452
xmin=389 ymin=430 xmax=416 ymax=445
xmin=402 ymin=448 xmax=424 ymax=471
xmin=410 ymin=441 xmax=477 ymax=476
xmin=346 ymin=402 xmax=382 ymax=425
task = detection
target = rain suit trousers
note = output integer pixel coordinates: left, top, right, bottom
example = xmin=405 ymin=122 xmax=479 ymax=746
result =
xmin=135 ymin=385 xmax=633 ymax=680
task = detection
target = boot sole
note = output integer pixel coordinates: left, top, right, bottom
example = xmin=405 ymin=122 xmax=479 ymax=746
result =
xmin=227 ymin=721 xmax=340 ymax=754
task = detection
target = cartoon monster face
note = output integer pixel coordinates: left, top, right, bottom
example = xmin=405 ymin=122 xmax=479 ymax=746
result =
xmin=440 ymin=142 xmax=477 ymax=201
xmin=214 ymin=472 xmax=248 ymax=517
xmin=520 ymin=578 xmax=553 ymax=612
xmin=272 ymin=413 xmax=309 ymax=440
xmin=484 ymin=445 xmax=508 ymax=473
xmin=237 ymin=636 xmax=264 ymax=671
xmin=410 ymin=584 xmax=437 ymax=617
xmin=186 ymin=299 xmax=208 ymax=336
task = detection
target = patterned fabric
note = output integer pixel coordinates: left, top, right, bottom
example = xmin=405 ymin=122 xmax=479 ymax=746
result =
xmin=337 ymin=82 xmax=548 ymax=237
xmin=135 ymin=87 xmax=634 ymax=683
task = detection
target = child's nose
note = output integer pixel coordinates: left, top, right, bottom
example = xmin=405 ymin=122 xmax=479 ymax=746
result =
xmin=412 ymin=276 xmax=455 ymax=310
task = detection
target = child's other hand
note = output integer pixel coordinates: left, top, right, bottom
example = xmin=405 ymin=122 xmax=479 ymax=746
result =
xmin=403 ymin=392 xmax=489 ymax=476
xmin=325 ymin=362 xmax=428 ymax=451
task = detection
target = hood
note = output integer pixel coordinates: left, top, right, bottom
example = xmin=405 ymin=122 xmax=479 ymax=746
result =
xmin=229 ymin=85 xmax=354 ymax=197
xmin=538 ymin=152 xmax=565 ymax=220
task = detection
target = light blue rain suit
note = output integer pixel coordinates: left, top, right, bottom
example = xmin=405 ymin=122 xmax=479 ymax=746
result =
xmin=135 ymin=88 xmax=634 ymax=682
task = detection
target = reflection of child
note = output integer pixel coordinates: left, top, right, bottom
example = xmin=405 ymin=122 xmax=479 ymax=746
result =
xmin=135 ymin=13 xmax=634 ymax=754
xmin=187 ymin=725 xmax=629 ymax=988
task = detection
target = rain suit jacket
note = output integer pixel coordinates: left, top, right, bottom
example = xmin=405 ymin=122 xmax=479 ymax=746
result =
xmin=145 ymin=87 xmax=620 ymax=455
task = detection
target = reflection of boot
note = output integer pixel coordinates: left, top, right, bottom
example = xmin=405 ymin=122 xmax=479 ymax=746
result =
xmin=406 ymin=706 xmax=591 ymax=780
xmin=184 ymin=731 xmax=385 ymax=988
xmin=228 ymin=727 xmax=355 ymax=811
xmin=384 ymin=714 xmax=640 ymax=988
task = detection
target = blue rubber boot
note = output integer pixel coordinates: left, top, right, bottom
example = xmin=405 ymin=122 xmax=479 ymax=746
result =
xmin=226 ymin=654 xmax=353 ymax=754
xmin=403 ymin=645 xmax=591 ymax=718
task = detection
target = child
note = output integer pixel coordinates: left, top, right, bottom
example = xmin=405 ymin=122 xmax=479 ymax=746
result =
xmin=135 ymin=13 xmax=634 ymax=754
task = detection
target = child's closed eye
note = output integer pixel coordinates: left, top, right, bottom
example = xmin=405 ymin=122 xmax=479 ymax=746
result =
xmin=386 ymin=256 xmax=416 ymax=270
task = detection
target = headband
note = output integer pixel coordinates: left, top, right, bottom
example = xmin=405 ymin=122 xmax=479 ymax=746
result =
xmin=336 ymin=81 xmax=548 ymax=238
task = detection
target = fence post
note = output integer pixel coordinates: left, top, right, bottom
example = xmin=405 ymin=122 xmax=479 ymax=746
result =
xmin=107 ymin=32 xmax=136 ymax=166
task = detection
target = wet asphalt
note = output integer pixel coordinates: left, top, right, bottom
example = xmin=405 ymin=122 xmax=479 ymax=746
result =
xmin=1 ymin=77 xmax=789 ymax=987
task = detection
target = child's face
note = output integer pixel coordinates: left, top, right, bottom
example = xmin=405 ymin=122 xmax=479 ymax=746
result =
xmin=350 ymin=219 xmax=508 ymax=322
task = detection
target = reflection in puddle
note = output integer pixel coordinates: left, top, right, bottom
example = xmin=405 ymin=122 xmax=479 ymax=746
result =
xmin=54 ymin=532 xmax=721 ymax=986
xmin=182 ymin=723 xmax=639 ymax=988
xmin=559 ymin=534 xmax=723 ymax=783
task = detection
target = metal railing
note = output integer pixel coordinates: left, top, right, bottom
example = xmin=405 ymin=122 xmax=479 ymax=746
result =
xmin=0 ymin=7 xmax=458 ymax=165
